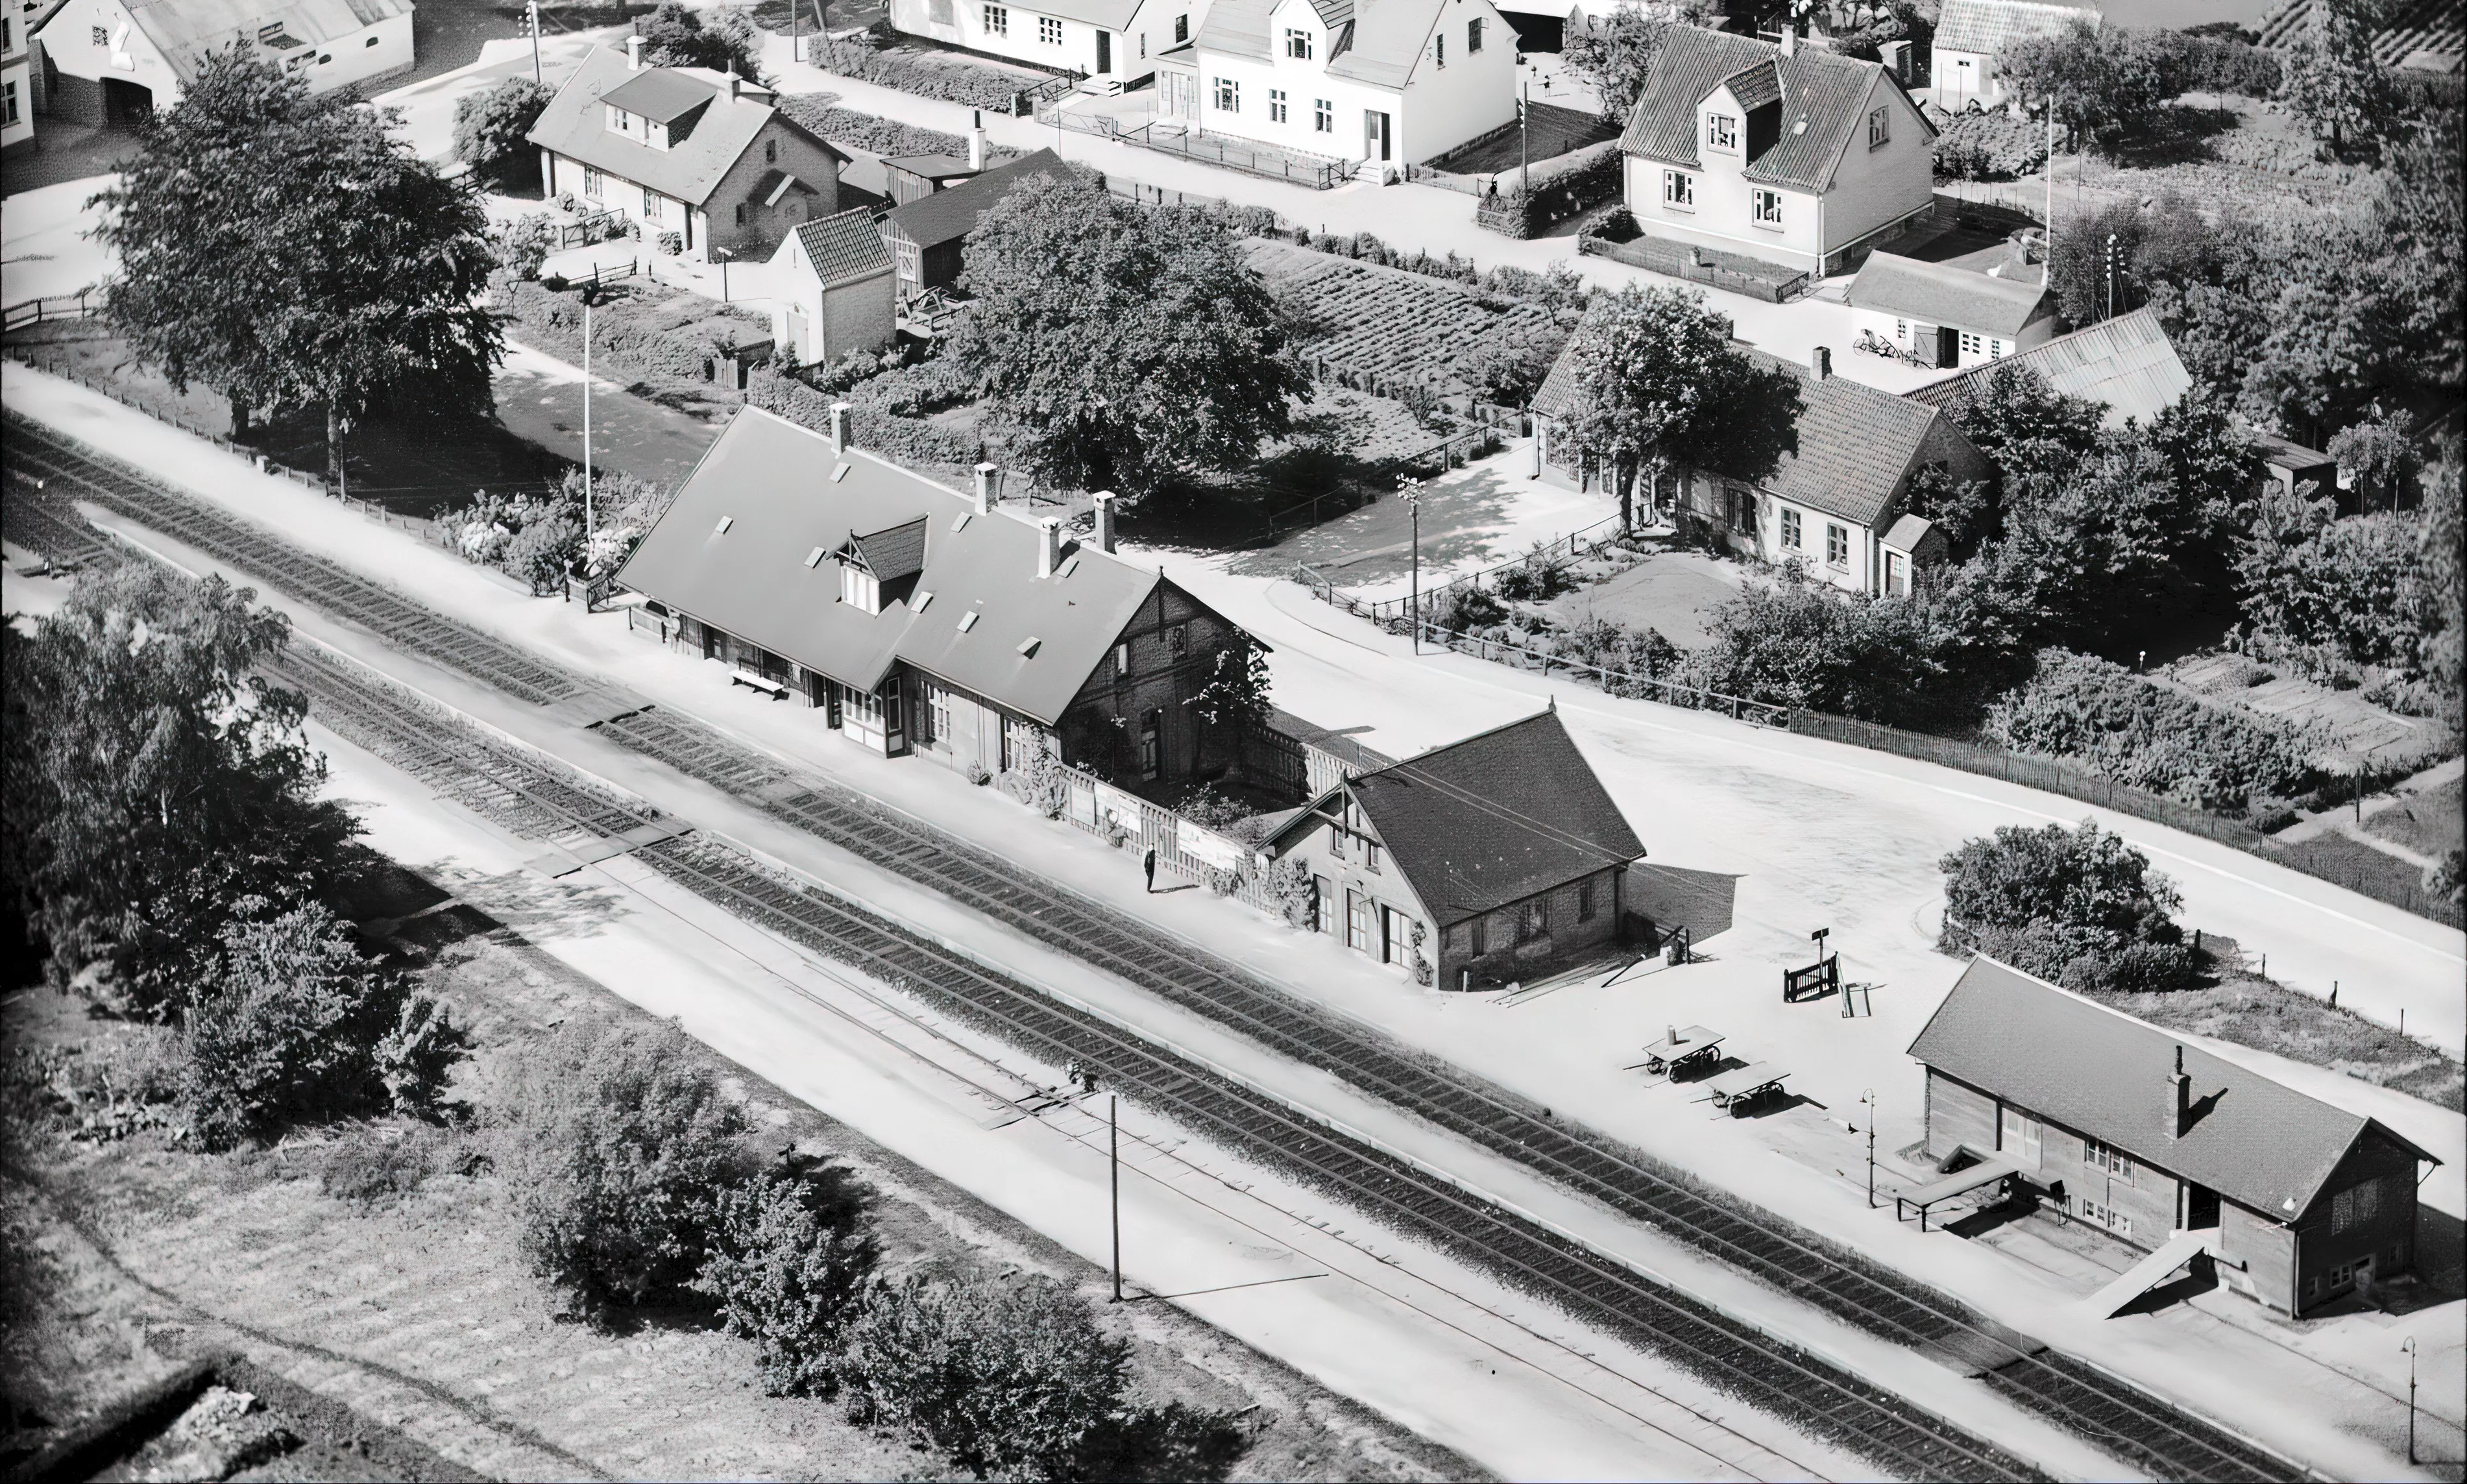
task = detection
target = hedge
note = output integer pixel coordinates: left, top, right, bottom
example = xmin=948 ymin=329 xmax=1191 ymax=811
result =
xmin=775 ymin=95 xmax=1019 ymax=165
xmin=808 ymin=31 xmax=1036 ymax=113
xmin=505 ymin=280 xmax=765 ymax=386
xmin=748 ymin=367 xmax=984 ymax=468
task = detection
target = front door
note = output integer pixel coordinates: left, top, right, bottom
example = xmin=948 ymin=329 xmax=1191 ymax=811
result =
xmin=1364 ymin=110 xmax=1392 ymax=162
xmin=1312 ymin=875 xmax=1331 ymax=932
xmin=1095 ymin=29 xmax=1111 ymax=73
xmin=1999 ymin=1106 xmax=2043 ymax=1168
xmin=882 ymin=674 xmax=905 ymax=753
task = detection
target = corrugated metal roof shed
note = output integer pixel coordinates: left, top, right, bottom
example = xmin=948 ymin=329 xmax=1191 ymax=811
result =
xmin=1904 ymin=307 xmax=2190 ymax=428
xmin=1932 ymin=0 xmax=2098 ymax=58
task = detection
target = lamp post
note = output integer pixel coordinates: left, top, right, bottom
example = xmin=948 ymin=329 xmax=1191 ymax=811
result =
xmin=1861 ymin=1089 xmax=1877 ymax=1208
xmin=712 ymin=246 xmax=734 ymax=302
xmin=579 ymin=282 xmax=600 ymax=543
xmin=1400 ymin=475 xmax=1424 ymax=653
xmin=1109 ymin=1093 xmax=1124 ymax=1303
xmin=2401 ymin=1335 xmax=2418 ymax=1464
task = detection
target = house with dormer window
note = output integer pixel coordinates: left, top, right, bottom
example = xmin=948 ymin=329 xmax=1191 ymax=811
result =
xmin=1620 ymin=26 xmax=1933 ymax=276
xmin=527 ymin=40 xmax=846 ymax=263
xmin=32 ymin=0 xmax=413 ymax=127
xmin=1186 ymin=0 xmax=1515 ymax=178
xmin=887 ymin=0 xmax=1206 ymax=89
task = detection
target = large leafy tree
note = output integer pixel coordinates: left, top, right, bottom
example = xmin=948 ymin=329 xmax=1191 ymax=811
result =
xmin=945 ymin=171 xmax=1309 ymax=500
xmin=1938 ymin=820 xmax=2194 ymax=992
xmin=637 ymin=1 xmax=766 ymax=79
xmin=452 ymin=77 xmax=553 ymax=191
xmin=2279 ymin=0 xmax=2390 ymax=154
xmin=1561 ymin=5 xmax=1703 ymax=123
xmin=2000 ymin=20 xmax=2175 ymax=155
xmin=1553 ymin=282 xmax=1800 ymax=529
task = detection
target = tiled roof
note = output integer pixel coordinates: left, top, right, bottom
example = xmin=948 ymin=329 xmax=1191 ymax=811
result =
xmin=1027 ymin=0 xmax=1143 ymax=28
xmin=1905 ymin=307 xmax=2189 ymax=428
xmin=1336 ymin=709 xmax=1646 ymax=927
xmin=1197 ymin=0 xmax=1444 ymax=87
xmin=847 ymin=516 xmax=929 ymax=583
xmin=1908 ymin=958 xmax=2437 ymax=1219
xmin=1725 ymin=57 xmax=1782 ymax=108
xmin=616 ymin=408 xmax=1199 ymax=725
xmin=792 ymin=208 xmax=893 ymax=287
xmin=602 ymin=67 xmax=725 ymax=123
xmin=1620 ymin=25 xmax=1913 ymax=192
xmin=528 ymin=47 xmax=846 ymax=208
xmin=1932 ymin=0 xmax=2098 ymax=58
xmin=881 ymin=149 xmax=1071 ymax=251
xmin=112 ymin=0 xmax=411 ymax=82
xmin=1847 ymin=250 xmax=2052 ymax=337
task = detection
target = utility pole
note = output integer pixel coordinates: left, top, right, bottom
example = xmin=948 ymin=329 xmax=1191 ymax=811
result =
xmin=2104 ymin=232 xmax=2118 ymax=320
xmin=527 ymin=0 xmax=542 ymax=84
xmin=1518 ymin=79 xmax=1529 ymax=197
xmin=2043 ymin=104 xmax=2054 ymax=270
xmin=1401 ymin=476 xmax=1423 ymax=653
xmin=1109 ymin=1093 xmax=1124 ymax=1303
xmin=580 ymin=284 xmax=598 ymax=542
xmin=713 ymin=246 xmax=733 ymax=302
xmin=1862 ymin=1089 xmax=1877 ymax=1208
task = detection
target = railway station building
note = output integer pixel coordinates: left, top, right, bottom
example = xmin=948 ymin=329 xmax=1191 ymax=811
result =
xmin=1262 ymin=708 xmax=1647 ymax=988
xmin=613 ymin=406 xmax=1261 ymax=796
xmin=1908 ymin=957 xmax=2440 ymax=1316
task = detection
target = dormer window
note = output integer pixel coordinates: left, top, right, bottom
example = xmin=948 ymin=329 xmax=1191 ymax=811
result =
xmin=1285 ymin=27 xmax=1311 ymax=58
xmin=1707 ymin=113 xmax=1737 ymax=152
xmin=842 ymin=564 xmax=882 ymax=613
xmin=607 ymin=105 xmax=636 ymax=135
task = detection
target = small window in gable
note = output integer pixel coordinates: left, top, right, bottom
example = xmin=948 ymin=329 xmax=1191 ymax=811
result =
xmin=1869 ymin=105 xmax=1890 ymax=149
xmin=1285 ymin=26 xmax=1311 ymax=58
xmin=1707 ymin=113 xmax=1737 ymax=151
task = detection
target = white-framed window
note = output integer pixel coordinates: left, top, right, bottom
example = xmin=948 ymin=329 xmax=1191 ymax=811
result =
xmin=1 ymin=80 xmax=16 ymax=128
xmin=1346 ymin=890 xmax=1370 ymax=952
xmin=2080 ymin=1197 xmax=2133 ymax=1237
xmin=1960 ymin=330 xmax=1984 ymax=357
xmin=1173 ymin=12 xmax=1187 ymax=42
xmin=1869 ymin=105 xmax=1890 ymax=149
xmin=841 ymin=564 xmax=880 ymax=613
xmin=1038 ymin=14 xmax=1062 ymax=43
xmin=1895 ymin=318 xmax=1908 ymax=344
xmin=1363 ymin=836 xmax=1381 ymax=873
xmin=926 ymin=685 xmax=951 ymax=746
xmin=1825 ymin=523 xmax=1849 ymax=566
xmin=1662 ymin=169 xmax=1694 ymax=210
xmin=1780 ymin=507 xmax=1802 ymax=549
xmin=2085 ymin=1138 xmax=2134 ymax=1185
xmin=582 ymin=164 xmax=607 ymax=199
xmin=1313 ymin=97 xmax=1332 ymax=132
xmin=642 ymin=186 xmax=662 ymax=220
xmin=1268 ymin=88 xmax=1287 ymax=122
xmin=607 ymin=105 xmax=635 ymax=134
xmin=1213 ymin=76 xmax=1237 ymax=110
xmin=1707 ymin=112 xmax=1737 ymax=151
xmin=983 ymin=3 xmax=1007 ymax=33
xmin=1285 ymin=26 xmax=1312 ymax=58
xmin=1989 ymin=338 xmax=2005 ymax=359
xmin=1752 ymin=188 xmax=1783 ymax=227
xmin=1468 ymin=16 xmax=1483 ymax=51
xmin=1726 ymin=487 xmax=1755 ymax=535
xmin=1431 ymin=31 xmax=1444 ymax=66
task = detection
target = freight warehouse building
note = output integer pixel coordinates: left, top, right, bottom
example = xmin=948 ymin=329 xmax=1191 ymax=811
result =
xmin=1910 ymin=958 xmax=2437 ymax=1316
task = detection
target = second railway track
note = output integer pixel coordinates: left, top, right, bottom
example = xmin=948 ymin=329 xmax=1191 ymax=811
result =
xmin=3 ymin=411 xmax=2310 ymax=1482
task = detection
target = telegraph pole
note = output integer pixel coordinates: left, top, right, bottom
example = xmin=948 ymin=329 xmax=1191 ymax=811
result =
xmin=1402 ymin=476 xmax=1423 ymax=653
xmin=528 ymin=0 xmax=542 ymax=84
xmin=1862 ymin=1089 xmax=1877 ymax=1208
xmin=1109 ymin=1094 xmax=1124 ymax=1302
xmin=2402 ymin=1336 xmax=2418 ymax=1463
xmin=580 ymin=284 xmax=598 ymax=542
xmin=1518 ymin=79 xmax=1529 ymax=197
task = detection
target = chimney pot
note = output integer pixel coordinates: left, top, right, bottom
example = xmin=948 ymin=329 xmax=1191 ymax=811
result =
xmin=627 ymin=34 xmax=644 ymax=69
xmin=829 ymin=402 xmax=851 ymax=454
xmin=2166 ymin=1043 xmax=2192 ymax=1139
xmin=728 ymin=68 xmax=740 ymax=101
xmin=1092 ymin=491 xmax=1117 ymax=553
xmin=1037 ymin=517 xmax=1062 ymax=578
xmin=1780 ymin=25 xmax=1796 ymax=56
xmin=1812 ymin=345 xmax=1832 ymax=380
xmin=974 ymin=462 xmax=998 ymax=515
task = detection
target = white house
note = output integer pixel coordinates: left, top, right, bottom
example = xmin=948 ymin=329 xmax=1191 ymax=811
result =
xmin=1619 ymin=27 xmax=1934 ymax=277
xmin=885 ymin=0 xmax=1205 ymax=88
xmin=1845 ymin=249 xmax=2056 ymax=368
xmin=1185 ymin=0 xmax=1518 ymax=176
xmin=3 ymin=1 xmax=34 ymax=149
xmin=1928 ymin=0 xmax=2098 ymax=112
xmin=766 ymin=207 xmax=897 ymax=367
xmin=32 ymin=0 xmax=411 ymax=125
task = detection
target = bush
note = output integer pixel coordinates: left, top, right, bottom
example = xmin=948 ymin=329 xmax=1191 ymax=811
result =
xmin=699 ymin=1157 xmax=879 ymax=1397
xmin=1983 ymin=649 xmax=2322 ymax=813
xmin=1455 ymin=318 xmax=1568 ymax=405
xmin=447 ymin=489 xmax=583 ymax=593
xmin=1930 ymin=109 xmax=2049 ymax=180
xmin=776 ymin=97 xmax=1012 ymax=167
xmin=1938 ymin=820 xmax=2196 ymax=991
xmin=488 ymin=212 xmax=558 ymax=280
xmin=319 ymin=1123 xmax=454 ymax=1208
xmin=1679 ymin=575 xmax=1993 ymax=731
xmin=810 ymin=29 xmax=1034 ymax=112
xmin=1267 ymin=854 xmax=1315 ymax=928
xmin=2234 ymin=487 xmax=2442 ymax=689
xmin=638 ymin=1 xmax=763 ymax=79
xmin=502 ymin=1018 xmax=758 ymax=1319
xmin=453 ymin=78 xmax=553 ymax=191
xmin=182 ymin=904 xmax=468 ymax=1150
xmin=747 ymin=367 xmax=986 ymax=469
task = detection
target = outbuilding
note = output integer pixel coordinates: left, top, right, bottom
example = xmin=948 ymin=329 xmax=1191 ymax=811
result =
xmin=765 ymin=208 xmax=897 ymax=368
xmin=877 ymin=147 xmax=1071 ymax=301
xmin=1904 ymin=305 xmax=2192 ymax=429
xmin=1845 ymin=249 xmax=2056 ymax=369
xmin=33 ymin=0 xmax=413 ymax=125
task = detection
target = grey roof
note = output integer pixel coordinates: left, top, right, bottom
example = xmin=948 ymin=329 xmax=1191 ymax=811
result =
xmin=1905 ymin=307 xmax=2189 ymax=429
xmin=1197 ymin=0 xmax=1446 ymax=88
xmin=1847 ymin=251 xmax=2052 ymax=337
xmin=845 ymin=516 xmax=929 ymax=582
xmin=615 ymin=407 xmax=1190 ymax=724
xmin=1620 ymin=26 xmax=1925 ymax=192
xmin=881 ymin=149 xmax=1071 ymax=250
xmin=1322 ymin=709 xmax=1646 ymax=928
xmin=103 ymin=0 xmax=411 ymax=82
xmin=1881 ymin=512 xmax=1938 ymax=551
xmin=1267 ymin=705 xmax=1397 ymax=773
xmin=792 ymin=208 xmax=894 ymax=287
xmin=1908 ymin=958 xmax=2437 ymax=1219
xmin=1024 ymin=0 xmax=1143 ymax=27
xmin=883 ymin=153 xmax=980 ymax=178
xmin=1725 ymin=58 xmax=1782 ymax=109
xmin=1532 ymin=334 xmax=1956 ymax=528
xmin=1932 ymin=0 xmax=2099 ymax=58
xmin=603 ymin=67 xmax=725 ymax=123
xmin=527 ymin=47 xmax=845 ymax=208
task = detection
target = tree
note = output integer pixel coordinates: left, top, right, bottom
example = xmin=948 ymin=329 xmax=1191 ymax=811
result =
xmin=1678 ymin=572 xmax=1996 ymax=731
xmin=945 ymin=172 xmax=1309 ymax=500
xmin=1455 ymin=318 xmax=1567 ymax=406
xmin=2279 ymin=0 xmax=2390 ymax=154
xmin=2326 ymin=415 xmax=2417 ymax=511
xmin=1552 ymin=282 xmax=1800 ymax=529
xmin=1939 ymin=361 xmax=2103 ymax=493
xmin=1 ymin=566 xmax=358 ymax=1015
xmin=1561 ymin=6 xmax=1701 ymax=123
xmin=452 ymin=77 xmax=553 ymax=191
xmin=2048 ymin=195 xmax=2224 ymax=327
xmin=2000 ymin=21 xmax=2173 ymax=155
xmin=699 ymin=1156 xmax=879 ymax=1397
xmin=2233 ymin=487 xmax=2435 ymax=683
xmin=502 ymin=1019 xmax=758 ymax=1319
xmin=2419 ymin=460 xmax=2464 ymax=729
xmin=1938 ymin=820 xmax=2195 ymax=991
xmin=637 ymin=1 xmax=765 ymax=79
xmin=1982 ymin=650 xmax=2320 ymax=814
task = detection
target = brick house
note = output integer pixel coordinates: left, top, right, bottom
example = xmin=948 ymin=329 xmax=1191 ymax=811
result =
xmin=32 ymin=0 xmax=411 ymax=126
xmin=1910 ymin=957 xmax=2439 ymax=1316
xmin=1262 ymin=707 xmax=1645 ymax=988
xmin=528 ymin=41 xmax=847 ymax=264
xmin=764 ymin=208 xmax=897 ymax=368
xmin=1528 ymin=337 xmax=1990 ymax=597
xmin=614 ymin=406 xmax=1262 ymax=793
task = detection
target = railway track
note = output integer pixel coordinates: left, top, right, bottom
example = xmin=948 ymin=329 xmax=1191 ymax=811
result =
xmin=3 ymin=414 xmax=2308 ymax=1482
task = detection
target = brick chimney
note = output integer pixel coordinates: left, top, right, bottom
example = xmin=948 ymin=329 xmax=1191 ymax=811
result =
xmin=828 ymin=402 xmax=851 ymax=454
xmin=1779 ymin=25 xmax=1796 ymax=56
xmin=1092 ymin=491 xmax=1117 ymax=553
xmin=627 ymin=34 xmax=645 ymax=70
xmin=974 ymin=462 xmax=998 ymax=514
xmin=1036 ymin=517 xmax=1062 ymax=578
xmin=1810 ymin=345 xmax=1832 ymax=380
xmin=2165 ymin=1043 xmax=2191 ymax=1140
xmin=969 ymin=110 xmax=988 ymax=171
xmin=727 ymin=66 xmax=740 ymax=102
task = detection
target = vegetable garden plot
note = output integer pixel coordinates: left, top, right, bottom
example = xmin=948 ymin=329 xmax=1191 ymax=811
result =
xmin=1244 ymin=240 xmax=1559 ymax=396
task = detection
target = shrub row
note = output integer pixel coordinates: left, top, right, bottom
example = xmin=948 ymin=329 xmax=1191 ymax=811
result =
xmin=1932 ymin=108 xmax=2050 ymax=181
xmin=808 ymin=28 xmax=1038 ymax=113
xmin=505 ymin=281 xmax=759 ymax=387
xmin=748 ymin=367 xmax=984 ymax=468
xmin=775 ymin=95 xmax=1017 ymax=165
xmin=1473 ymin=151 xmax=1624 ymax=240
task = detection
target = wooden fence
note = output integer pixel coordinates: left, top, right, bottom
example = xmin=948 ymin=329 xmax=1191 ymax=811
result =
xmin=1043 ymin=759 xmax=1285 ymax=917
xmin=2 ymin=289 xmax=100 ymax=332
xmin=1578 ymin=235 xmax=1810 ymax=303
xmin=1297 ymin=515 xmax=1624 ymax=625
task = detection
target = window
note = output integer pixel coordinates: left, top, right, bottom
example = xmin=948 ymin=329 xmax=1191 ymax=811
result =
xmin=2084 ymin=1138 xmax=2134 ymax=1186
xmin=2333 ymin=1179 xmax=2384 ymax=1234
xmin=3 ymin=17 xmax=14 ymax=49
xmin=609 ymin=106 xmax=635 ymax=134
xmin=927 ymin=686 xmax=951 ymax=744
xmin=1960 ymin=330 xmax=1984 ymax=358
xmin=1895 ymin=318 xmax=1908 ymax=343
xmin=1169 ymin=623 xmax=1188 ymax=655
xmin=1139 ymin=709 xmax=1162 ymax=777
xmin=1174 ymin=12 xmax=1187 ymax=42
xmin=1726 ymin=486 xmax=1753 ymax=535
xmin=1706 ymin=113 xmax=1737 ymax=151
xmin=765 ymin=138 xmax=778 ymax=164
xmin=1313 ymin=97 xmax=1332 ymax=132
xmin=1467 ymin=16 xmax=1483 ymax=51
xmin=1752 ymin=188 xmax=1783 ymax=227
xmin=583 ymin=165 xmax=607 ymax=199
xmin=1363 ymin=835 xmax=1381 ymax=873
xmin=1518 ymin=897 xmax=1548 ymax=942
xmin=1113 ymin=640 xmax=1131 ymax=676
xmin=366 ymin=34 xmax=378 ymax=45
xmin=1468 ymin=914 xmax=1487 ymax=956
xmin=2080 ymin=1197 xmax=2132 ymax=1238
xmin=1989 ymin=338 xmax=2004 ymax=359
xmin=1 ymin=80 xmax=15 ymax=129
xmin=93 ymin=25 xmax=109 ymax=47
xmin=1213 ymin=76 xmax=1237 ymax=110
xmin=1661 ymin=169 xmax=1694 ymax=210
xmin=1577 ymin=878 xmax=1596 ymax=922
xmin=642 ymin=186 xmax=662 ymax=220
xmin=1285 ymin=26 xmax=1312 ymax=58
xmin=841 ymin=564 xmax=881 ymax=613
xmin=1269 ymin=88 xmax=1287 ymax=122
xmin=1780 ymin=507 xmax=1802 ymax=549
xmin=734 ymin=202 xmax=746 ymax=226
xmin=1431 ymin=32 xmax=1444 ymax=66
xmin=1825 ymin=523 xmax=1849 ymax=566
xmin=1039 ymin=14 xmax=1062 ymax=43
xmin=1868 ymin=105 xmax=1890 ymax=149
xmin=983 ymin=3 xmax=1007 ymax=33
xmin=1346 ymin=890 xmax=1369 ymax=951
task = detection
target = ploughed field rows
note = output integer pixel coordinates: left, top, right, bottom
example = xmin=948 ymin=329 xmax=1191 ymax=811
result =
xmin=1243 ymin=239 xmax=1557 ymax=395
xmin=0 ymin=415 xmax=2308 ymax=1483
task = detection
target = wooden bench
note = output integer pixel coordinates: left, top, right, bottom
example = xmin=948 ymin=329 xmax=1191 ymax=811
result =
xmin=731 ymin=670 xmax=790 ymax=699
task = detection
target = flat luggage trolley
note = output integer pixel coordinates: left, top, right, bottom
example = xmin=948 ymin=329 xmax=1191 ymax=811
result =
xmin=1639 ymin=1025 xmax=1725 ymax=1079
xmin=1703 ymin=1062 xmax=1788 ymax=1115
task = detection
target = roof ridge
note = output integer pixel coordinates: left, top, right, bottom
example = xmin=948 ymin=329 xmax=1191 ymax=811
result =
xmin=1363 ymin=705 xmax=1561 ymax=777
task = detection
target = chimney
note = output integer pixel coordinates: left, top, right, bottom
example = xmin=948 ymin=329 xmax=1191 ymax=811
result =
xmin=1810 ymin=345 xmax=1832 ymax=380
xmin=973 ymin=461 xmax=998 ymax=514
xmin=1036 ymin=517 xmax=1062 ymax=578
xmin=1092 ymin=491 xmax=1117 ymax=553
xmin=2165 ymin=1044 xmax=2191 ymax=1140
xmin=829 ymin=401 xmax=851 ymax=454
xmin=1779 ymin=25 xmax=1796 ymax=56
xmin=727 ymin=66 xmax=740 ymax=102
xmin=969 ymin=110 xmax=988 ymax=171
xmin=627 ymin=34 xmax=645 ymax=70
xmin=1879 ymin=38 xmax=1910 ymax=82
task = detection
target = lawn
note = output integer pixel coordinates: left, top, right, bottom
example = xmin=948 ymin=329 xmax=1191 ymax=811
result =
xmin=1538 ymin=544 xmax=1753 ymax=649
xmin=2366 ymin=777 xmax=2466 ymax=859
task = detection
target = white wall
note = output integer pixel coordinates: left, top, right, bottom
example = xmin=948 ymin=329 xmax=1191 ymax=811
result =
xmin=1811 ymin=72 xmax=1934 ymax=261
xmin=1849 ymin=304 xmax=2054 ymax=368
xmin=1930 ymin=47 xmax=1998 ymax=110
xmin=886 ymin=0 xmax=1182 ymax=82
xmin=1194 ymin=0 xmax=1514 ymax=166
xmin=1394 ymin=0 xmax=1517 ymax=163
xmin=548 ymin=151 xmax=696 ymax=257
xmin=40 ymin=0 xmax=410 ymax=101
